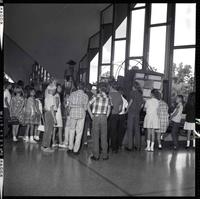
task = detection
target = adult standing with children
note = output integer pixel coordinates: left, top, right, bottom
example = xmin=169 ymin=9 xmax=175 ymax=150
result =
xmin=67 ymin=82 xmax=89 ymax=154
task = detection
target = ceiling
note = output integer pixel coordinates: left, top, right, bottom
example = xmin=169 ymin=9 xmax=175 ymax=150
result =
xmin=4 ymin=3 xmax=109 ymax=79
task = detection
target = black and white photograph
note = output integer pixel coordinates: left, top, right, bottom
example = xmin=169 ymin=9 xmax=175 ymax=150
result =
xmin=1 ymin=1 xmax=199 ymax=197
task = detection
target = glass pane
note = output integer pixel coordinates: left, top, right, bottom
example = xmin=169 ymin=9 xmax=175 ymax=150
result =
xmin=89 ymin=53 xmax=99 ymax=84
xmin=102 ymin=5 xmax=113 ymax=24
xmin=101 ymin=65 xmax=110 ymax=78
xmin=130 ymin=9 xmax=145 ymax=56
xmin=129 ymin=59 xmax=143 ymax=70
xmin=135 ymin=3 xmax=145 ymax=8
xmin=174 ymin=3 xmax=196 ymax=46
xmin=115 ymin=17 xmax=127 ymax=39
xmin=113 ymin=40 xmax=126 ymax=78
xmin=149 ymin=26 xmax=166 ymax=73
xmin=151 ymin=3 xmax=167 ymax=24
xmin=171 ymin=48 xmax=195 ymax=104
xmin=102 ymin=36 xmax=112 ymax=64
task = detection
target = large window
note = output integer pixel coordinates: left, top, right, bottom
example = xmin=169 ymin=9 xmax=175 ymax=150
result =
xmin=113 ymin=40 xmax=126 ymax=78
xmin=171 ymin=3 xmax=196 ymax=104
xmin=101 ymin=65 xmax=111 ymax=78
xmin=89 ymin=53 xmax=99 ymax=84
xmin=150 ymin=3 xmax=167 ymax=24
xmin=102 ymin=37 xmax=112 ymax=64
xmin=148 ymin=26 xmax=167 ymax=73
xmin=115 ymin=18 xmax=127 ymax=39
xmin=174 ymin=3 xmax=196 ymax=46
xmin=130 ymin=9 xmax=145 ymax=57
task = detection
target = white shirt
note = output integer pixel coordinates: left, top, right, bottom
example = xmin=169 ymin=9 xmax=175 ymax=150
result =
xmin=119 ymin=95 xmax=128 ymax=115
xmin=44 ymin=87 xmax=56 ymax=111
xmin=171 ymin=103 xmax=183 ymax=123
xmin=4 ymin=89 xmax=11 ymax=108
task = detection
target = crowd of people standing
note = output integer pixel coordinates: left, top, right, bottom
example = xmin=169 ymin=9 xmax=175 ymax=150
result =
xmin=4 ymin=78 xmax=196 ymax=160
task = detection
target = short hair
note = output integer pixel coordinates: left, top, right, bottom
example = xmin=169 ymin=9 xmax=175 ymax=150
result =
xmin=177 ymin=95 xmax=184 ymax=103
xmin=86 ymin=83 xmax=92 ymax=90
xmin=110 ymin=81 xmax=118 ymax=90
xmin=57 ymin=83 xmax=62 ymax=88
xmin=133 ymin=81 xmax=142 ymax=94
xmin=17 ymin=80 xmax=24 ymax=88
xmin=77 ymin=82 xmax=85 ymax=90
xmin=14 ymin=85 xmax=23 ymax=96
xmin=151 ymin=89 xmax=161 ymax=100
xmin=28 ymin=87 xmax=35 ymax=97
xmin=36 ymin=90 xmax=43 ymax=99
xmin=98 ymin=82 xmax=108 ymax=93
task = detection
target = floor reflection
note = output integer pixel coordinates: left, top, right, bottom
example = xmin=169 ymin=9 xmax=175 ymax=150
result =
xmin=4 ymin=139 xmax=195 ymax=196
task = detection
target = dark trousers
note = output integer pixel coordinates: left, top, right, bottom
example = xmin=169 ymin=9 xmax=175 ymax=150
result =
xmin=118 ymin=114 xmax=127 ymax=147
xmin=42 ymin=111 xmax=54 ymax=148
xmin=125 ymin=113 xmax=140 ymax=149
xmin=4 ymin=108 xmax=10 ymax=137
xmin=171 ymin=121 xmax=180 ymax=147
xmin=108 ymin=114 xmax=120 ymax=151
xmin=92 ymin=115 xmax=108 ymax=158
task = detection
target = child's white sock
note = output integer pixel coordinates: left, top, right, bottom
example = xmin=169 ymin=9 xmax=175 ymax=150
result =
xmin=150 ymin=142 xmax=154 ymax=151
xmin=193 ymin=139 xmax=195 ymax=147
xmin=187 ymin=140 xmax=190 ymax=147
xmin=145 ymin=140 xmax=151 ymax=151
xmin=30 ymin=136 xmax=34 ymax=141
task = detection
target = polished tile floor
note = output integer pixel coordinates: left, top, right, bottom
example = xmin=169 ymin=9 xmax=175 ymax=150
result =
xmin=3 ymin=138 xmax=195 ymax=196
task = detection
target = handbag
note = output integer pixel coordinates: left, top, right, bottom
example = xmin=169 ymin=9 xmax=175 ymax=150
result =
xmin=8 ymin=116 xmax=19 ymax=125
xmin=38 ymin=115 xmax=45 ymax=132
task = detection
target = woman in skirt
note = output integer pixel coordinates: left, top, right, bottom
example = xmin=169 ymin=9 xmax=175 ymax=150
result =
xmin=183 ymin=92 xmax=195 ymax=149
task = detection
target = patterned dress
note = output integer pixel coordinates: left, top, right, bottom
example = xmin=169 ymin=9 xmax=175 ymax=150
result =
xmin=24 ymin=97 xmax=41 ymax=125
xmin=156 ymin=100 xmax=169 ymax=134
xmin=10 ymin=95 xmax=25 ymax=125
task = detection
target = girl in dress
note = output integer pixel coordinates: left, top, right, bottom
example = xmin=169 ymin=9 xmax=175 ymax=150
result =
xmin=156 ymin=92 xmax=169 ymax=149
xmin=183 ymin=92 xmax=195 ymax=149
xmin=23 ymin=87 xmax=39 ymax=143
xmin=52 ymin=84 xmax=65 ymax=148
xmin=10 ymin=86 xmax=25 ymax=142
xmin=143 ymin=89 xmax=160 ymax=152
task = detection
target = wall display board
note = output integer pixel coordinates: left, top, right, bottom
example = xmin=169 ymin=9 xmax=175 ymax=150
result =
xmin=134 ymin=70 xmax=164 ymax=101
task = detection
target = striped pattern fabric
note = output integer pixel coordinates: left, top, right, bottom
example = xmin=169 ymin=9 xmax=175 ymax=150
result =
xmin=89 ymin=92 xmax=112 ymax=115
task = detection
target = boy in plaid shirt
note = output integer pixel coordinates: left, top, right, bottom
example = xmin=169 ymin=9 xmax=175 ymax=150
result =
xmin=87 ymin=82 xmax=112 ymax=160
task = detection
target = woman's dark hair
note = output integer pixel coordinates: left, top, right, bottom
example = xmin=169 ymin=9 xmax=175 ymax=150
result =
xmin=133 ymin=81 xmax=143 ymax=95
xmin=151 ymin=89 xmax=161 ymax=100
xmin=186 ymin=92 xmax=195 ymax=106
xmin=36 ymin=90 xmax=43 ymax=99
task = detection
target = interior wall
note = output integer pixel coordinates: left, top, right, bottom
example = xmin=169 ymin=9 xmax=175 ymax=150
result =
xmin=4 ymin=4 xmax=108 ymax=79
xmin=4 ymin=34 xmax=35 ymax=84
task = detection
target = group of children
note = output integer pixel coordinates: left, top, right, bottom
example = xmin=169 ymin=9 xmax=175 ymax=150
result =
xmin=6 ymin=78 xmax=196 ymax=155
xmin=144 ymin=89 xmax=195 ymax=151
